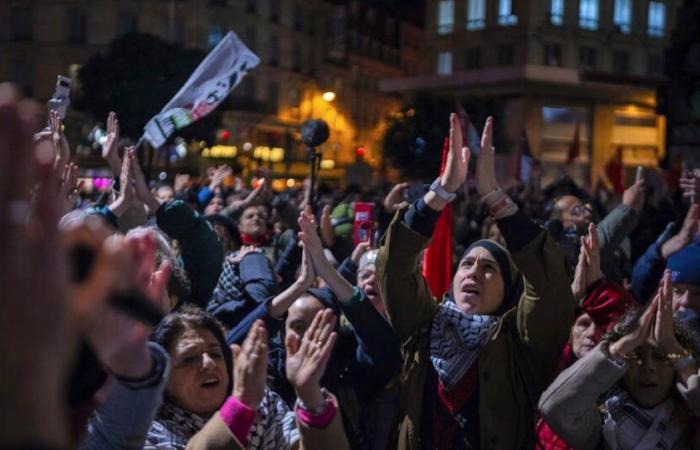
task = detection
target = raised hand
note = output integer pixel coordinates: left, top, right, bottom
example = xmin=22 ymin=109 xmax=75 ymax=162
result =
xmin=209 ymin=165 xmax=232 ymax=190
xmin=130 ymin=148 xmax=162 ymax=213
xmin=582 ymin=223 xmax=602 ymax=287
xmin=298 ymin=247 xmax=318 ymax=291
xmin=679 ymin=170 xmax=700 ymax=204
xmin=285 ymin=309 xmax=338 ymax=410
xmin=84 ymin=231 xmax=171 ymax=379
xmin=351 ymin=241 xmax=371 ymax=267
xmin=661 ymin=205 xmax=699 ymax=259
xmin=58 ymin=162 xmax=80 ymax=216
xmin=173 ymin=173 xmax=190 ymax=192
xmin=319 ymin=204 xmax=335 ymax=248
xmin=49 ymin=110 xmax=70 ymax=174
xmin=622 ymin=175 xmax=646 ymax=211
xmin=232 ymin=320 xmax=269 ymax=409
xmin=440 ymin=113 xmax=471 ymax=194
xmin=383 ymin=182 xmax=409 ymax=213
xmin=108 ymin=147 xmax=136 ymax=217
xmin=653 ymin=271 xmax=684 ymax=354
xmin=267 ymin=247 xmax=317 ymax=319
xmin=0 ymin=85 xmax=73 ymax=446
xmin=297 ymin=209 xmax=329 ymax=278
xmin=102 ymin=112 xmax=122 ymax=176
xmin=570 ymin=246 xmax=588 ymax=300
xmin=609 ymin=296 xmax=656 ymax=360
xmin=475 ymin=116 xmax=498 ymax=197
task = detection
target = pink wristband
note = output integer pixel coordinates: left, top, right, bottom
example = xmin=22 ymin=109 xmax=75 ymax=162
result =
xmin=296 ymin=397 xmax=337 ymax=429
xmin=220 ymin=396 xmax=257 ymax=445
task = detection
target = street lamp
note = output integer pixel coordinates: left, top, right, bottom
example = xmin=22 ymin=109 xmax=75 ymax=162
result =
xmin=322 ymin=91 xmax=336 ymax=103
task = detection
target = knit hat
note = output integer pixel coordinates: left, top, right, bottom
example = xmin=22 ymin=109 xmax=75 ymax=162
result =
xmin=358 ymin=249 xmax=378 ymax=272
xmin=581 ymin=280 xmax=638 ymax=332
xmin=331 ymin=203 xmax=354 ymax=239
xmin=667 ymin=240 xmax=700 ymax=287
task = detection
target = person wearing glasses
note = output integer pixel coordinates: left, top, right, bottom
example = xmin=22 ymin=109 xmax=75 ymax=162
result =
xmin=549 ymin=176 xmax=645 ymax=286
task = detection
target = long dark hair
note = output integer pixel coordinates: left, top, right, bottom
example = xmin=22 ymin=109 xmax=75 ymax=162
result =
xmin=150 ymin=305 xmax=233 ymax=396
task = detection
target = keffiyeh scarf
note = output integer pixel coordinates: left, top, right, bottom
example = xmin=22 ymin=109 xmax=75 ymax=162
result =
xmin=430 ymin=301 xmax=497 ymax=390
xmin=145 ymin=388 xmax=299 ymax=450
xmin=601 ymin=387 xmax=684 ymax=450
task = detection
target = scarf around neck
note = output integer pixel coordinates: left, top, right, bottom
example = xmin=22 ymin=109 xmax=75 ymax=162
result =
xmin=430 ymin=300 xmax=497 ymax=390
xmin=240 ymin=231 xmax=271 ymax=246
xmin=601 ymin=387 xmax=684 ymax=450
xmin=150 ymin=400 xmax=208 ymax=447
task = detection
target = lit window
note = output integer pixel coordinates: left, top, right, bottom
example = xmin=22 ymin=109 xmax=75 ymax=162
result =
xmin=648 ymin=2 xmax=665 ymax=37
xmin=466 ymin=0 xmax=485 ymax=30
xmin=550 ymin=0 xmax=564 ymax=25
xmin=498 ymin=0 xmax=518 ymax=26
xmin=613 ymin=0 xmax=632 ymax=33
xmin=579 ymin=0 xmax=599 ymax=30
xmin=437 ymin=51 xmax=452 ymax=75
xmin=437 ymin=0 xmax=455 ymax=35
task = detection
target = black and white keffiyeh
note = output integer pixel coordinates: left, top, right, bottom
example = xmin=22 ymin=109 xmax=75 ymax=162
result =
xmin=429 ymin=300 xmax=497 ymax=390
xmin=601 ymin=387 xmax=684 ymax=450
xmin=145 ymin=388 xmax=299 ymax=450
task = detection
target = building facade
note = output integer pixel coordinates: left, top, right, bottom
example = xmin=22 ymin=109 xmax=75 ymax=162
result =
xmin=381 ymin=0 xmax=681 ymax=185
xmin=0 ymin=0 xmax=422 ymax=184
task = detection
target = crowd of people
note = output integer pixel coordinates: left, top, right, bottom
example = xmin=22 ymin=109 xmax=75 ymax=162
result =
xmin=1 ymin=82 xmax=699 ymax=450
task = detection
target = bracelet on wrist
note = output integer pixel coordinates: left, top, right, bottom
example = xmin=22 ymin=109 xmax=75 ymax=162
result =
xmin=480 ymin=188 xmax=519 ymax=220
xmin=296 ymin=388 xmax=330 ymax=416
xmin=666 ymin=349 xmax=695 ymax=371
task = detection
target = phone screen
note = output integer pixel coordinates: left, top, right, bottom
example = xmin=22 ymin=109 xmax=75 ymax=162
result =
xmin=353 ymin=202 xmax=374 ymax=246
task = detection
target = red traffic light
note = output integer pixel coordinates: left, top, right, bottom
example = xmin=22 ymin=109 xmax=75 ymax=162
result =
xmin=218 ymin=129 xmax=231 ymax=142
xmin=355 ymin=146 xmax=366 ymax=157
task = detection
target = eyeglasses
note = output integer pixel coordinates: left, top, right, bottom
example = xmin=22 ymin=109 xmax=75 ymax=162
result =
xmin=570 ymin=204 xmax=593 ymax=217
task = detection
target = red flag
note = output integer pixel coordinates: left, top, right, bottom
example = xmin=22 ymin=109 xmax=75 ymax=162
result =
xmin=422 ymin=137 xmax=453 ymax=300
xmin=605 ymin=146 xmax=625 ymax=193
xmin=565 ymin=124 xmax=580 ymax=163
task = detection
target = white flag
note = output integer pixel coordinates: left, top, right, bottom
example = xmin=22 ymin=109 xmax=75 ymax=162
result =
xmin=142 ymin=31 xmax=260 ymax=148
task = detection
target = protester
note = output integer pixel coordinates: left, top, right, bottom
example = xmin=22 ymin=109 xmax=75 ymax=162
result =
xmin=536 ymin=223 xmax=638 ymax=449
xmin=539 ymin=272 xmax=700 ymax=449
xmin=146 ymin=306 xmax=349 ymax=449
xmin=5 ymin=78 xmax=700 ymax=450
xmin=377 ymin=114 xmax=575 ymax=449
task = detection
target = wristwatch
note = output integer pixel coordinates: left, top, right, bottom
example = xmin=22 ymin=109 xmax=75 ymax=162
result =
xmin=429 ymin=178 xmax=456 ymax=202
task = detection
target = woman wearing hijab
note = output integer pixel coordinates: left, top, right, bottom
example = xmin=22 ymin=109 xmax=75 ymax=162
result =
xmin=376 ymin=114 xmax=576 ymax=449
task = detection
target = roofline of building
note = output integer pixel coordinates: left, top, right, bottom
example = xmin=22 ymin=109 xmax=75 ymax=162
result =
xmin=379 ymin=64 xmax=662 ymax=107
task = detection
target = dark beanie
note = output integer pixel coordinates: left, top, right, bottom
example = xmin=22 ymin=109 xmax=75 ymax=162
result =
xmin=461 ymin=239 xmax=523 ymax=316
xmin=667 ymin=240 xmax=700 ymax=287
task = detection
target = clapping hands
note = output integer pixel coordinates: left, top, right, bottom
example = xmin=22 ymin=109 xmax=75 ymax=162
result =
xmin=286 ymin=309 xmax=338 ymax=411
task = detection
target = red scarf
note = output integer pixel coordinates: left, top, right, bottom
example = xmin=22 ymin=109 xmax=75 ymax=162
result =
xmin=239 ymin=231 xmax=271 ymax=246
xmin=432 ymin=363 xmax=479 ymax=450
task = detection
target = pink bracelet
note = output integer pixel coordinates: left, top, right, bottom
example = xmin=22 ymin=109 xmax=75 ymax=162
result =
xmin=296 ymin=396 xmax=336 ymax=429
xmin=220 ymin=396 xmax=257 ymax=445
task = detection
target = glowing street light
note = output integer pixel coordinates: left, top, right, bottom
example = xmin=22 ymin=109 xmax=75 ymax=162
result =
xmin=322 ymin=91 xmax=336 ymax=102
